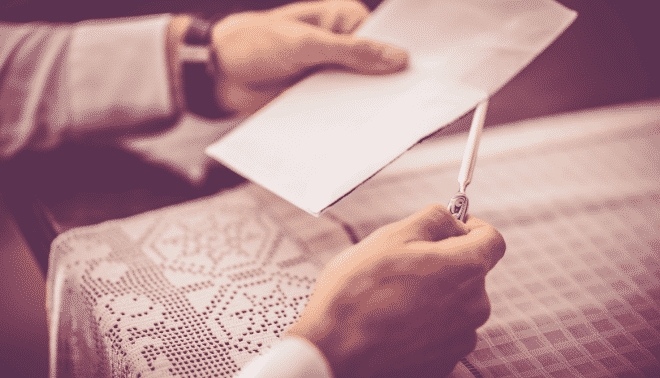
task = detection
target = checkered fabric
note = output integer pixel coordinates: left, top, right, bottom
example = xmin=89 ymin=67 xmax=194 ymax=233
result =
xmin=49 ymin=120 xmax=660 ymax=377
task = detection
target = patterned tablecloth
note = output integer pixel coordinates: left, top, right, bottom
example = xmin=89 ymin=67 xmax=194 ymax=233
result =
xmin=49 ymin=102 xmax=660 ymax=377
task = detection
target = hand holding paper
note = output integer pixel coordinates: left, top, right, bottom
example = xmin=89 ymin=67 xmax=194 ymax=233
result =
xmin=211 ymin=0 xmax=408 ymax=115
xmin=207 ymin=0 xmax=577 ymax=216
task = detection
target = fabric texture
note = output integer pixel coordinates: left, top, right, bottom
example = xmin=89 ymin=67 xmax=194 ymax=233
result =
xmin=47 ymin=110 xmax=660 ymax=377
xmin=0 ymin=14 xmax=174 ymax=159
xmin=236 ymin=337 xmax=333 ymax=378
xmin=47 ymin=184 xmax=351 ymax=378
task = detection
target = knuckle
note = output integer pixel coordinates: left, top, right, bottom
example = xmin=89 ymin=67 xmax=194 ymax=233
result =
xmin=373 ymin=222 xmax=396 ymax=236
xmin=425 ymin=203 xmax=451 ymax=216
xmin=463 ymin=249 xmax=489 ymax=273
xmin=351 ymin=38 xmax=375 ymax=55
xmin=455 ymin=248 xmax=478 ymax=266
xmin=299 ymin=31 xmax=321 ymax=50
xmin=460 ymin=285 xmax=491 ymax=328
xmin=489 ymin=228 xmax=507 ymax=260
xmin=473 ymin=297 xmax=491 ymax=327
xmin=367 ymin=222 xmax=399 ymax=243
xmin=225 ymin=12 xmax=251 ymax=26
xmin=223 ymin=14 xmax=240 ymax=24
xmin=473 ymin=225 xmax=506 ymax=269
xmin=418 ymin=203 xmax=453 ymax=225
xmin=344 ymin=1 xmax=369 ymax=15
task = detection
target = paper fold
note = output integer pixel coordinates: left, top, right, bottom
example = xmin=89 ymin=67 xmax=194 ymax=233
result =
xmin=206 ymin=0 xmax=577 ymax=216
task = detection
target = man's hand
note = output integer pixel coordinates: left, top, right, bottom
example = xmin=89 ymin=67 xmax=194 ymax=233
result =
xmin=211 ymin=0 xmax=409 ymax=115
xmin=287 ymin=204 xmax=506 ymax=378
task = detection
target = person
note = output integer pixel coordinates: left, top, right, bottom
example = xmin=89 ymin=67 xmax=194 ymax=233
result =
xmin=242 ymin=204 xmax=505 ymax=377
xmin=1 ymin=1 xmax=506 ymax=376
xmin=0 ymin=0 xmax=407 ymax=162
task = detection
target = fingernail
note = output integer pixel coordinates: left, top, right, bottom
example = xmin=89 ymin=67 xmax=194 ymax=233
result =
xmin=382 ymin=45 xmax=409 ymax=68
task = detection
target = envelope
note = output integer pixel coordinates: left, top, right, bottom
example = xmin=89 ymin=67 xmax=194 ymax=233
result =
xmin=206 ymin=0 xmax=577 ymax=216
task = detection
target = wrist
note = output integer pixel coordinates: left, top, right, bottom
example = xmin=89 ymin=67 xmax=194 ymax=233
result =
xmin=287 ymin=313 xmax=347 ymax=377
xmin=166 ymin=15 xmax=193 ymax=115
xmin=176 ymin=15 xmax=234 ymax=119
xmin=287 ymin=292 xmax=376 ymax=378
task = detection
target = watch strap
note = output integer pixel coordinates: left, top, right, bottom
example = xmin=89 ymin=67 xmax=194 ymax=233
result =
xmin=181 ymin=16 xmax=230 ymax=119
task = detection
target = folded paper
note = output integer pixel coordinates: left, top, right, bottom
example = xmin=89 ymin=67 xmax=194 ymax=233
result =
xmin=206 ymin=0 xmax=577 ymax=216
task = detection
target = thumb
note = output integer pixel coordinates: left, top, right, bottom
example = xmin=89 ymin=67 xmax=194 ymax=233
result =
xmin=393 ymin=204 xmax=470 ymax=243
xmin=313 ymin=33 xmax=409 ymax=74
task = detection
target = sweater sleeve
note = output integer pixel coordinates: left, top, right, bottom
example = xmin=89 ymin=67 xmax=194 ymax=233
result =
xmin=236 ymin=337 xmax=334 ymax=378
xmin=0 ymin=14 xmax=175 ymax=159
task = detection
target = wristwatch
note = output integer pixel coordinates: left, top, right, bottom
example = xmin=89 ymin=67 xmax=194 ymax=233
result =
xmin=179 ymin=16 xmax=228 ymax=118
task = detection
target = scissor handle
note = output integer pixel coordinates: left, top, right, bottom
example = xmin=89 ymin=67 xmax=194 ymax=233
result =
xmin=447 ymin=192 xmax=469 ymax=223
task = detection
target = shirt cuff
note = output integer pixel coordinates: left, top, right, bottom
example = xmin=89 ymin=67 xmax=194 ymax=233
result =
xmin=66 ymin=14 xmax=174 ymax=136
xmin=236 ymin=337 xmax=334 ymax=378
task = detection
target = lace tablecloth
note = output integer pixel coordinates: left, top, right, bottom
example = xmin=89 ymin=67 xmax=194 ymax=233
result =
xmin=48 ymin=185 xmax=353 ymax=377
xmin=49 ymin=102 xmax=660 ymax=377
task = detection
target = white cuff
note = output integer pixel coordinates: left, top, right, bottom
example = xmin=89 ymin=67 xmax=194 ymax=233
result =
xmin=67 ymin=14 xmax=173 ymax=134
xmin=236 ymin=337 xmax=333 ymax=378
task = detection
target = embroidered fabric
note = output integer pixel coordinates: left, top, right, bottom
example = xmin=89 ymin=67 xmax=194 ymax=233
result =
xmin=48 ymin=107 xmax=660 ymax=377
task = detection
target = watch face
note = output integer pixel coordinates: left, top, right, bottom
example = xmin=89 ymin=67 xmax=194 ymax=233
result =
xmin=185 ymin=17 xmax=214 ymax=45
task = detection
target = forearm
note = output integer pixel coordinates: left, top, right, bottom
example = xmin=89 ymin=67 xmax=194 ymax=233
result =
xmin=0 ymin=14 xmax=185 ymax=159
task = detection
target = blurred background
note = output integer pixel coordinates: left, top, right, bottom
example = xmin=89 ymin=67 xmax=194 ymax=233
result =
xmin=1 ymin=0 xmax=659 ymax=376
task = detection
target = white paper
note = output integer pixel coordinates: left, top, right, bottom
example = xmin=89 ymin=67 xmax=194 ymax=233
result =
xmin=206 ymin=0 xmax=577 ymax=216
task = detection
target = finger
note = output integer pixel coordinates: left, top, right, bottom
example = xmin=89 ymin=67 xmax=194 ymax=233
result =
xmin=304 ymin=31 xmax=408 ymax=74
xmin=407 ymin=215 xmax=505 ymax=272
xmin=457 ymin=281 xmax=491 ymax=329
xmin=319 ymin=7 xmax=343 ymax=32
xmin=327 ymin=12 xmax=351 ymax=34
xmin=322 ymin=1 xmax=369 ymax=34
xmin=344 ymin=11 xmax=367 ymax=33
xmin=337 ymin=37 xmax=408 ymax=74
xmin=445 ymin=330 xmax=479 ymax=361
xmin=463 ymin=214 xmax=493 ymax=231
xmin=437 ymin=218 xmax=506 ymax=272
xmin=432 ymin=331 xmax=478 ymax=361
xmin=217 ymin=82 xmax=280 ymax=115
xmin=276 ymin=1 xmax=370 ymax=33
xmin=333 ymin=0 xmax=370 ymax=33
xmin=393 ymin=204 xmax=470 ymax=243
